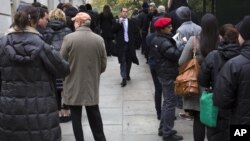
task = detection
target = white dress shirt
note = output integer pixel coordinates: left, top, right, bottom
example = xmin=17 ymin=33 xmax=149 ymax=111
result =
xmin=122 ymin=18 xmax=129 ymax=42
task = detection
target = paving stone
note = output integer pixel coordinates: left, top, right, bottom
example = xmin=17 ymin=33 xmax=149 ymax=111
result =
xmin=62 ymin=124 xmax=122 ymax=141
xmin=99 ymin=94 xmax=123 ymax=108
xmin=82 ymin=108 xmax=122 ymax=125
xmin=123 ymin=101 xmax=156 ymax=116
xmin=123 ymin=89 xmax=154 ymax=101
xmin=123 ymin=116 xmax=160 ymax=135
xmin=123 ymin=135 xmax=162 ymax=141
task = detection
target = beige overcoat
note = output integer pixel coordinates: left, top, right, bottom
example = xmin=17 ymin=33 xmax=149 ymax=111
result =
xmin=60 ymin=26 xmax=107 ymax=105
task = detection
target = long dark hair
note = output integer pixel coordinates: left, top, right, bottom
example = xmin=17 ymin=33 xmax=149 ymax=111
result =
xmin=200 ymin=13 xmax=219 ymax=57
xmin=103 ymin=5 xmax=111 ymax=17
xmin=13 ymin=6 xmax=39 ymax=30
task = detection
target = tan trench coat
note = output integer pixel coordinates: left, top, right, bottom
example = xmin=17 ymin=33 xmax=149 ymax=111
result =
xmin=60 ymin=26 xmax=107 ymax=105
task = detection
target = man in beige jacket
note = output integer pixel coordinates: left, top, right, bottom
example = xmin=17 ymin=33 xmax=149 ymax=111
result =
xmin=60 ymin=12 xmax=107 ymax=141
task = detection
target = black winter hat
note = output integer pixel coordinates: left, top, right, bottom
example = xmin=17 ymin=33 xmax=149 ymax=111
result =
xmin=237 ymin=16 xmax=250 ymax=40
xmin=78 ymin=5 xmax=87 ymax=12
xmin=65 ymin=6 xmax=78 ymax=17
xmin=142 ymin=2 xmax=149 ymax=9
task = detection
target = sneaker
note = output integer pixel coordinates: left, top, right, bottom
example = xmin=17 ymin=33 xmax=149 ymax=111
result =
xmin=178 ymin=112 xmax=193 ymax=121
xmin=163 ymin=134 xmax=183 ymax=141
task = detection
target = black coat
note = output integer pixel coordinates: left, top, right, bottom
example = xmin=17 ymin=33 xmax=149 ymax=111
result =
xmin=87 ymin=10 xmax=101 ymax=34
xmin=198 ymin=42 xmax=240 ymax=133
xmin=0 ymin=27 xmax=69 ymax=141
xmin=48 ymin=20 xmax=72 ymax=51
xmin=36 ymin=25 xmax=54 ymax=44
xmin=151 ymin=33 xmax=181 ymax=79
xmin=99 ymin=12 xmax=114 ymax=38
xmin=198 ymin=42 xmax=241 ymax=88
xmin=137 ymin=10 xmax=150 ymax=33
xmin=112 ymin=18 xmax=139 ymax=65
xmin=48 ymin=20 xmax=72 ymax=90
xmin=214 ymin=40 xmax=250 ymax=125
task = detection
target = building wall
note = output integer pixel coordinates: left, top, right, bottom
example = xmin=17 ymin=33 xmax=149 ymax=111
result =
xmin=0 ymin=0 xmax=12 ymax=36
xmin=0 ymin=0 xmax=90 ymax=36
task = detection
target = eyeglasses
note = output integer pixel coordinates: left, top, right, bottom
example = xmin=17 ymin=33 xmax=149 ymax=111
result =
xmin=167 ymin=25 xmax=173 ymax=28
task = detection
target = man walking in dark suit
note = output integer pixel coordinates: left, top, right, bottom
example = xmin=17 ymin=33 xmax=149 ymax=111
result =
xmin=112 ymin=7 xmax=139 ymax=87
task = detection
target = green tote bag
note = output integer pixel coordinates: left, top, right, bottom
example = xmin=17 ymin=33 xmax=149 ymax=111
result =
xmin=200 ymin=90 xmax=219 ymax=127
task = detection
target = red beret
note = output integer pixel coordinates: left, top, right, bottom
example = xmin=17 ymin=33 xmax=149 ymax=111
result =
xmin=154 ymin=18 xmax=172 ymax=28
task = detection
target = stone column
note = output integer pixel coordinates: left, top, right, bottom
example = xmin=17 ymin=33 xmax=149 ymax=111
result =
xmin=47 ymin=0 xmax=54 ymax=10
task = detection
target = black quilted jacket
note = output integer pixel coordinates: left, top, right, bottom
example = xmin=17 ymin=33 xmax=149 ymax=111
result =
xmin=0 ymin=27 xmax=69 ymax=141
xmin=151 ymin=33 xmax=181 ymax=79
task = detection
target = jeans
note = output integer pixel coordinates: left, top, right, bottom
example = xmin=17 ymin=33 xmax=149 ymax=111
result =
xmin=158 ymin=78 xmax=177 ymax=137
xmin=70 ymin=105 xmax=106 ymax=141
xmin=120 ymin=43 xmax=132 ymax=79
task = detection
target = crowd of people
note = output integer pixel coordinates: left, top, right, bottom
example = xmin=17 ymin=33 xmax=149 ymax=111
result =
xmin=0 ymin=0 xmax=250 ymax=141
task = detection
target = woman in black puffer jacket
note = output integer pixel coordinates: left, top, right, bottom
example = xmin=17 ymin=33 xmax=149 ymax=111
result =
xmin=48 ymin=8 xmax=72 ymax=122
xmin=0 ymin=6 xmax=69 ymax=141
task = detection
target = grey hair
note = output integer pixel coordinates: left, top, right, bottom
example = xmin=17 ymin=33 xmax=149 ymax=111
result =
xmin=81 ymin=19 xmax=91 ymax=27
xmin=157 ymin=5 xmax=165 ymax=14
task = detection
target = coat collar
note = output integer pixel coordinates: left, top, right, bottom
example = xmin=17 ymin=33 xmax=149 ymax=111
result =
xmin=6 ymin=26 xmax=41 ymax=35
xmin=75 ymin=26 xmax=91 ymax=32
xmin=181 ymin=21 xmax=193 ymax=25
xmin=240 ymin=40 xmax=250 ymax=60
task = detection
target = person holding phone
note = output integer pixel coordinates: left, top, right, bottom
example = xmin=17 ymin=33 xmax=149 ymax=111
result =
xmin=112 ymin=7 xmax=139 ymax=87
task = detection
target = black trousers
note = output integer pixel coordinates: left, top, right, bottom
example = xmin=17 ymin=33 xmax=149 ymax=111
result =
xmin=149 ymin=65 xmax=162 ymax=118
xmin=70 ymin=105 xmax=106 ymax=141
xmin=193 ymin=111 xmax=206 ymax=141
xmin=120 ymin=44 xmax=132 ymax=79
xmin=55 ymin=89 xmax=69 ymax=110
xmin=104 ymin=37 xmax=112 ymax=56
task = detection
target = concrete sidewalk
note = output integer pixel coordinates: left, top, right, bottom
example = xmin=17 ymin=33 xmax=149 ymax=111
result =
xmin=60 ymin=51 xmax=194 ymax=141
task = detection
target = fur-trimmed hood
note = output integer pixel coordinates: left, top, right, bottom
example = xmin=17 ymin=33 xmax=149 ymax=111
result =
xmin=1 ymin=26 xmax=44 ymax=63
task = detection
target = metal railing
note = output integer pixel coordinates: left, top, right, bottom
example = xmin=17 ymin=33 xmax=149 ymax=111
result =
xmin=0 ymin=12 xmax=11 ymax=17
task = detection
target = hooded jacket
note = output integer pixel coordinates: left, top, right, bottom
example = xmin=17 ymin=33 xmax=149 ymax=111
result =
xmin=48 ymin=20 xmax=72 ymax=90
xmin=213 ymin=40 xmax=250 ymax=125
xmin=198 ymin=41 xmax=240 ymax=133
xmin=48 ymin=20 xmax=72 ymax=51
xmin=198 ymin=41 xmax=241 ymax=88
xmin=0 ymin=26 xmax=69 ymax=141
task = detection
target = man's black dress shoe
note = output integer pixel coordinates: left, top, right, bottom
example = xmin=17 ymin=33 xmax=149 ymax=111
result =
xmin=120 ymin=79 xmax=127 ymax=87
xmin=158 ymin=130 xmax=177 ymax=136
xmin=126 ymin=76 xmax=131 ymax=81
xmin=163 ymin=134 xmax=183 ymax=141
